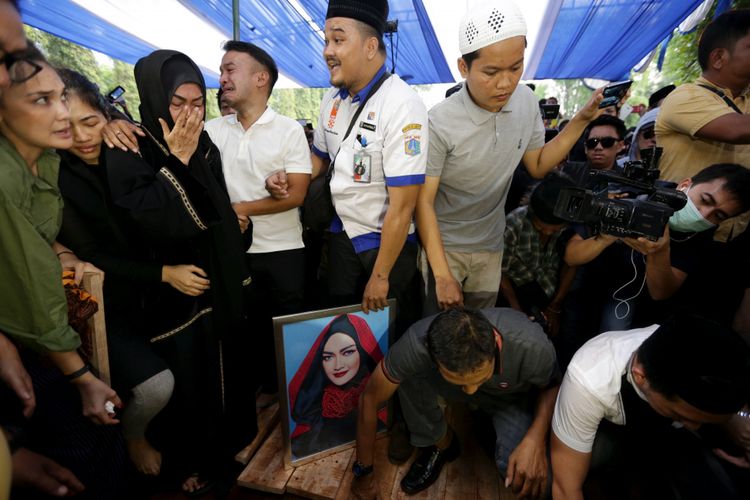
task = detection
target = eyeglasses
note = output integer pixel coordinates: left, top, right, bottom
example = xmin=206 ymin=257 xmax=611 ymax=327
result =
xmin=640 ymin=127 xmax=655 ymax=140
xmin=585 ymin=137 xmax=619 ymax=149
xmin=0 ymin=51 xmax=43 ymax=84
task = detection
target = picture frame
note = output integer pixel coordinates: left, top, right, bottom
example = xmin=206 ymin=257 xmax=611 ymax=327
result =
xmin=274 ymin=300 xmax=395 ymax=467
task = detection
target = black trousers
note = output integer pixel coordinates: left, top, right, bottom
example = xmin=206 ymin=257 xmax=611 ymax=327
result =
xmin=327 ymin=231 xmax=420 ymax=339
xmin=246 ymin=248 xmax=306 ymax=392
xmin=1 ymin=354 xmax=128 ymax=500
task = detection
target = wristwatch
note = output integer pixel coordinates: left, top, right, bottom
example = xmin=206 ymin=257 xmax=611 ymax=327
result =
xmin=352 ymin=460 xmax=374 ymax=478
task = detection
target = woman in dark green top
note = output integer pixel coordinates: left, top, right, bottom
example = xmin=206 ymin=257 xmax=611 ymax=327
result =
xmin=0 ymin=45 xmax=120 ymax=424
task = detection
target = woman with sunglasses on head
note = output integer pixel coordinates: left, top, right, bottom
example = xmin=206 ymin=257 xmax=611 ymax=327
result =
xmin=0 ymin=43 xmax=127 ymax=498
xmin=97 ymin=50 xmax=255 ymax=495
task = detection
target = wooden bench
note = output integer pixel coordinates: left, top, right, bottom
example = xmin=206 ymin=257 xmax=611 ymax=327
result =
xmin=236 ymin=404 xmax=518 ymax=499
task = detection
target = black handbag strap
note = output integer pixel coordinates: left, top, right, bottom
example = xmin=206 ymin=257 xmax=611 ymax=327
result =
xmin=697 ymin=83 xmax=743 ymax=114
xmin=326 ymin=71 xmax=392 ymax=183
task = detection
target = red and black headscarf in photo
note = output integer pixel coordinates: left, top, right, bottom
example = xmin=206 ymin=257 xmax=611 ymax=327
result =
xmin=288 ymin=313 xmax=385 ymax=438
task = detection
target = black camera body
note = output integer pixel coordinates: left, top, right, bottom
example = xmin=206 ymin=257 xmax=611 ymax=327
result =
xmin=554 ymin=147 xmax=687 ymax=240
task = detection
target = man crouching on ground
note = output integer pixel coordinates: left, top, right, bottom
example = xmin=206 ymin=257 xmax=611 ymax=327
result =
xmin=351 ymin=308 xmax=560 ymax=499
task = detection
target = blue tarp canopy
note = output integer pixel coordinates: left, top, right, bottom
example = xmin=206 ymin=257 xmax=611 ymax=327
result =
xmin=18 ymin=0 xmax=715 ymax=87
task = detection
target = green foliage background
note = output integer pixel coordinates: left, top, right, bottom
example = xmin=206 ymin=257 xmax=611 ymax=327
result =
xmin=23 ymin=0 xmax=750 ymax=126
xmin=532 ymin=0 xmax=750 ymax=126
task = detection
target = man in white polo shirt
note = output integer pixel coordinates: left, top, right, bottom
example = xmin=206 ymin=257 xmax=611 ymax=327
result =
xmin=417 ymin=0 xmax=605 ymax=315
xmin=309 ymin=0 xmax=427 ymax=337
xmin=206 ymin=41 xmax=311 ymax=401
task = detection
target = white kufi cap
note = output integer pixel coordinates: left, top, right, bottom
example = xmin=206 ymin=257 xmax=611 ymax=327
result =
xmin=459 ymin=0 xmax=527 ymax=55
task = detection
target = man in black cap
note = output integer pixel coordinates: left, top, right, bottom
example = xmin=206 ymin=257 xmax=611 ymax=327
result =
xmin=269 ymin=0 xmax=427 ymax=337
xmin=647 ymin=84 xmax=675 ymax=110
xmin=551 ymin=315 xmax=750 ymax=500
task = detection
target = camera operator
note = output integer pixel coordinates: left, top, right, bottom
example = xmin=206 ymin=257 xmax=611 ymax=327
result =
xmin=564 ymin=164 xmax=750 ymax=338
xmin=656 ymin=11 xmax=750 ymax=243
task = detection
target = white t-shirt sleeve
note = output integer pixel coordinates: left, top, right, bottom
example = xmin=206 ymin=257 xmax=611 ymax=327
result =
xmin=551 ymin=370 xmax=607 ymax=453
xmin=382 ymin=92 xmax=428 ymax=187
xmin=283 ymin=123 xmax=313 ymax=175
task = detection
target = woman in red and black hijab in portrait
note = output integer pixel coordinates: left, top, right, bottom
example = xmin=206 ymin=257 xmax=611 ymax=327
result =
xmin=288 ymin=314 xmax=387 ymax=458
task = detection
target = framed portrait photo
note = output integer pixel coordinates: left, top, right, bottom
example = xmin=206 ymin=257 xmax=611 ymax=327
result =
xmin=274 ymin=300 xmax=394 ymax=467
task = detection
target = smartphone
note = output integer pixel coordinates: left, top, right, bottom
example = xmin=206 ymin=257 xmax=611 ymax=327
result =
xmin=540 ymin=103 xmax=560 ymax=120
xmin=598 ymin=80 xmax=632 ymax=109
xmin=107 ymin=85 xmax=125 ymax=102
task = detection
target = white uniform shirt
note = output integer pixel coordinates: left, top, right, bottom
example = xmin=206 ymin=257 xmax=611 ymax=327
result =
xmin=551 ymin=325 xmax=659 ymax=453
xmin=206 ymin=109 xmax=312 ymax=254
xmin=312 ymin=67 xmax=427 ymax=251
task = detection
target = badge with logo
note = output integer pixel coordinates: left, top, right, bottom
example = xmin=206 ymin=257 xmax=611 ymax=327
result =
xmin=353 ymin=151 xmax=372 ymax=183
xmin=402 ymin=123 xmax=422 ymax=156
xmin=327 ymin=99 xmax=341 ymax=129
xmin=367 ymin=111 xmax=376 ymax=120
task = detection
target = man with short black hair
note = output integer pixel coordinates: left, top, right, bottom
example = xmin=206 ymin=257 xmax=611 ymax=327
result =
xmin=417 ymin=0 xmax=605 ymax=315
xmin=551 ymin=315 xmax=750 ymax=500
xmin=206 ymin=40 xmax=312 ymax=403
xmin=562 ymin=115 xmax=626 ymax=185
xmin=275 ymin=0 xmax=427 ymax=336
xmin=657 ymin=10 xmax=750 ymax=183
xmin=351 ymin=308 xmax=560 ymax=498
xmin=499 ymin=175 xmax=577 ymax=337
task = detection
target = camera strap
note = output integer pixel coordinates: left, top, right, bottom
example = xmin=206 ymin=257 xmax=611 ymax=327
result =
xmin=697 ymin=84 xmax=743 ymax=114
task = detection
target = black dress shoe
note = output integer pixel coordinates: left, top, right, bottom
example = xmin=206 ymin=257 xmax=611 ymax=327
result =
xmin=400 ymin=434 xmax=460 ymax=495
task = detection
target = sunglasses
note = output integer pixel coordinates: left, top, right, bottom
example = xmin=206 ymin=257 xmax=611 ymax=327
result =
xmin=585 ymin=137 xmax=619 ymax=149
xmin=640 ymin=127 xmax=655 ymax=140
xmin=0 ymin=51 xmax=43 ymax=85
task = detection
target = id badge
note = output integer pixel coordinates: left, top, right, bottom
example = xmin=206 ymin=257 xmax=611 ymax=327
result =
xmin=353 ymin=151 xmax=372 ymax=183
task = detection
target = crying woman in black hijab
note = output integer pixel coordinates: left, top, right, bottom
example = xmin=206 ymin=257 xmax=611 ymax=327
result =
xmin=100 ymin=50 xmax=257 ymax=490
xmin=135 ymin=51 xmax=207 ymax=167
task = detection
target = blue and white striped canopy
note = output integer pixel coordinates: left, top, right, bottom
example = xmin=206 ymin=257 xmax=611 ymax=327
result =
xmin=18 ymin=0 xmax=714 ymax=88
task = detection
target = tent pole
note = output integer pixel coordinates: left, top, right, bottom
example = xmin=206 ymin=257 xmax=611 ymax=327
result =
xmin=233 ymin=0 xmax=240 ymax=40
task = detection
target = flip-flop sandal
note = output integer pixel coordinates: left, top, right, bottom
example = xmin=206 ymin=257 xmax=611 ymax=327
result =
xmin=182 ymin=473 xmax=215 ymax=497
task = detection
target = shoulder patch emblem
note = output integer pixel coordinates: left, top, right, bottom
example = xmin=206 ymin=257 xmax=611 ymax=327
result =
xmin=402 ymin=123 xmax=422 ymax=133
xmin=404 ymin=133 xmax=421 ymax=156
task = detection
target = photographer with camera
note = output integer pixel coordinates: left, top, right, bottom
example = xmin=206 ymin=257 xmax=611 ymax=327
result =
xmin=562 ymin=164 xmax=750 ymax=345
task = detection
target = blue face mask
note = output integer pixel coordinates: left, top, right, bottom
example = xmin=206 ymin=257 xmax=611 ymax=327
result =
xmin=668 ymin=186 xmax=715 ymax=233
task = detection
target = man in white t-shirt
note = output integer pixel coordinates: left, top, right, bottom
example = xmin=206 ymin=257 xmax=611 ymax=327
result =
xmin=206 ymin=41 xmax=311 ymax=400
xmin=550 ymin=315 xmax=750 ymax=500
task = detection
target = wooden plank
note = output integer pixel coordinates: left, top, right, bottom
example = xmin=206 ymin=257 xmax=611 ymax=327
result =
xmin=286 ymin=447 xmax=354 ymax=499
xmin=234 ymin=403 xmax=280 ymax=464
xmin=82 ymin=272 xmax=110 ymax=385
xmin=237 ymin=424 xmax=293 ymax=494
xmin=334 ymin=435 xmax=399 ymax=500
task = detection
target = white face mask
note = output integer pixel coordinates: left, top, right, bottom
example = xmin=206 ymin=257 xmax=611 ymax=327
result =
xmin=668 ymin=186 xmax=715 ymax=233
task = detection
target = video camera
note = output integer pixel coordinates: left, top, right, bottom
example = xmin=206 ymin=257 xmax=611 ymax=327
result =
xmin=553 ymin=147 xmax=687 ymax=240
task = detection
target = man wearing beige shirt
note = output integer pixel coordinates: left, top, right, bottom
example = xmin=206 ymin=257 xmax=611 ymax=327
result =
xmin=656 ymin=10 xmax=750 ymax=238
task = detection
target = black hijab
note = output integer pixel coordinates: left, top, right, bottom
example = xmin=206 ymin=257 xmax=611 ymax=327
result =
xmin=132 ymin=49 xmax=249 ymax=337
